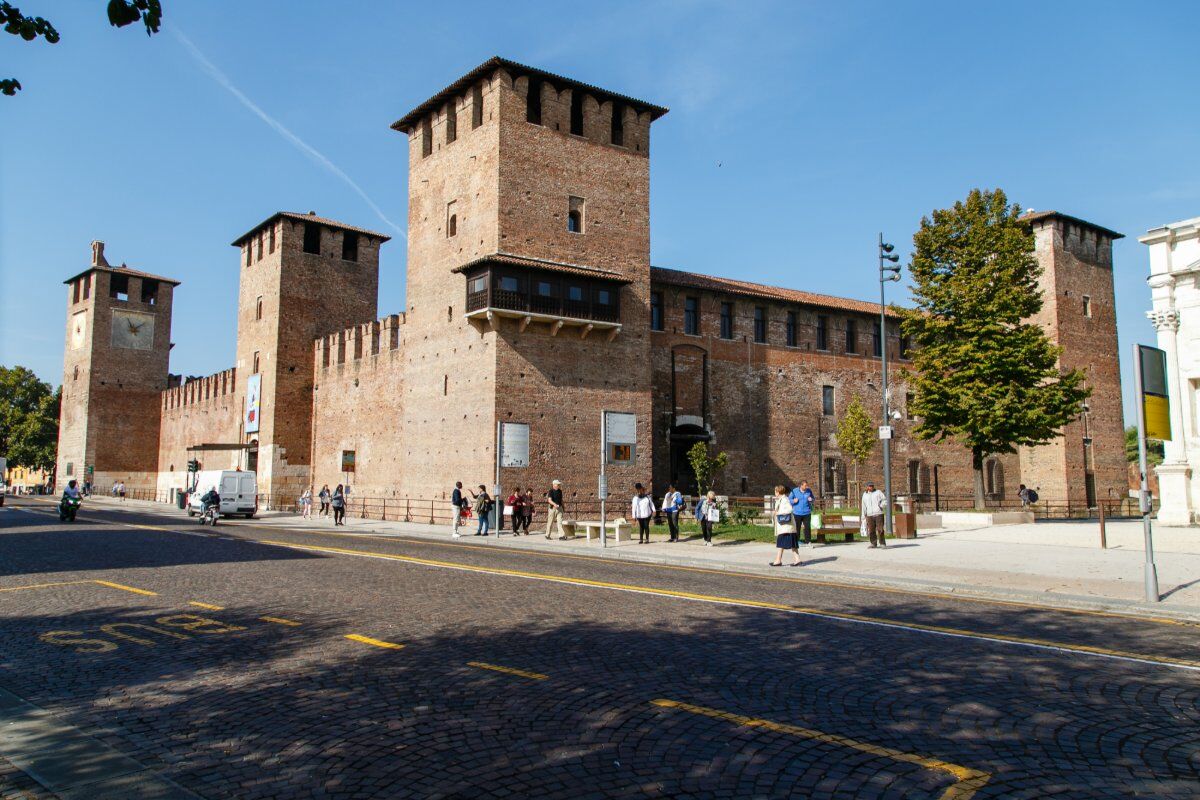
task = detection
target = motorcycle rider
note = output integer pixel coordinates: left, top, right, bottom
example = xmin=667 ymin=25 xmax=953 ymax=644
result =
xmin=199 ymin=486 xmax=220 ymax=519
xmin=60 ymin=480 xmax=83 ymax=520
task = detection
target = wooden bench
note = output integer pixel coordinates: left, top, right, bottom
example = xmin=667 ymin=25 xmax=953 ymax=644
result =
xmin=815 ymin=513 xmax=859 ymax=544
xmin=578 ymin=519 xmax=633 ymax=543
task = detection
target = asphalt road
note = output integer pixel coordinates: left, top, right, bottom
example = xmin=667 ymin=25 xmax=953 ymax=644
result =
xmin=1 ymin=496 xmax=1198 ymax=799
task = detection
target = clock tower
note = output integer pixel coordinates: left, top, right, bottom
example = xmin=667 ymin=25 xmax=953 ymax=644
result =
xmin=57 ymin=241 xmax=178 ymax=492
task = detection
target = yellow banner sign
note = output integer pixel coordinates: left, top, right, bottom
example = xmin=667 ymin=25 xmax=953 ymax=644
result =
xmin=1144 ymin=394 xmax=1172 ymax=441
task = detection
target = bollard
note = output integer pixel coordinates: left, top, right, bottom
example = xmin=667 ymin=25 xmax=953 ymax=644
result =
xmin=1098 ymin=500 xmax=1107 ymax=549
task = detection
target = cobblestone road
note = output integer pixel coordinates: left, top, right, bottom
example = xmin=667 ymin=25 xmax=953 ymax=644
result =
xmin=1 ymin=497 xmax=1197 ymax=798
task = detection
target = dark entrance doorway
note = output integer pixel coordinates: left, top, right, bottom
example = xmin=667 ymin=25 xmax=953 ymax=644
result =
xmin=669 ymin=424 xmax=711 ymax=495
xmin=246 ymin=440 xmax=259 ymax=474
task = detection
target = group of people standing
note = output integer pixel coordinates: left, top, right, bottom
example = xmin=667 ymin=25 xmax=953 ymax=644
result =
xmin=449 ymin=480 xmax=569 ymax=538
xmin=298 ymin=484 xmax=348 ymax=525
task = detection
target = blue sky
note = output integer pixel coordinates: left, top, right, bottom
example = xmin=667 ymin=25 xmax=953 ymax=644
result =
xmin=3 ymin=1 xmax=1198 ymax=424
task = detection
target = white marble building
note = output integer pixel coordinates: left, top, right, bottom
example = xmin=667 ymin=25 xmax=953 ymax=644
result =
xmin=1143 ymin=215 xmax=1200 ymax=525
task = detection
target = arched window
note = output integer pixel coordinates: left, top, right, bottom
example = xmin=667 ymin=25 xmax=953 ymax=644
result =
xmin=567 ymin=210 xmax=582 ymax=233
xmin=448 ymin=214 xmax=457 ymax=237
xmin=985 ymin=459 xmax=1005 ymax=497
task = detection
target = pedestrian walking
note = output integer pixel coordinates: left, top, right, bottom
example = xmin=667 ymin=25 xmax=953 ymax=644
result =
xmin=770 ymin=485 xmax=803 ymax=567
xmin=300 ymin=487 xmax=312 ymax=519
xmin=473 ymin=485 xmax=493 ymax=536
xmin=661 ymin=483 xmax=683 ymax=542
xmin=788 ymin=480 xmax=816 ymax=547
xmin=545 ymin=479 xmax=567 ymax=539
xmin=318 ymin=485 xmax=331 ymax=516
xmin=632 ymin=483 xmax=655 ymax=544
xmin=861 ymin=481 xmax=887 ymax=548
xmin=506 ymin=489 xmax=524 ymax=535
xmin=331 ymin=484 xmax=347 ymax=526
xmin=520 ymin=487 xmax=535 ymax=534
xmin=1018 ymin=484 xmax=1038 ymax=508
xmin=118 ymin=481 xmax=127 ymax=501
xmin=695 ymin=491 xmax=719 ymax=546
xmin=451 ymin=481 xmax=467 ymax=538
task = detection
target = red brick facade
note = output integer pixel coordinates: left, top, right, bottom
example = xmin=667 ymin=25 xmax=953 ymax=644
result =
xmin=57 ymin=58 xmax=1125 ymax=508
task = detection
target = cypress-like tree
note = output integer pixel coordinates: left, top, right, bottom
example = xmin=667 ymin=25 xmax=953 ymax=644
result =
xmin=901 ymin=189 xmax=1090 ymax=509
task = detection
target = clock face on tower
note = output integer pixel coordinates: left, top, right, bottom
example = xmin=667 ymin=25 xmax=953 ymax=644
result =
xmin=70 ymin=311 xmax=87 ymax=350
xmin=111 ymin=310 xmax=155 ymax=351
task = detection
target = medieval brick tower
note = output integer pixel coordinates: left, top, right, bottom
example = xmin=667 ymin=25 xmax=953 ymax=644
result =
xmin=390 ymin=58 xmax=668 ymax=500
xmin=57 ymin=241 xmax=177 ymax=491
xmin=229 ymin=213 xmax=389 ymax=499
xmin=1020 ymin=211 xmax=1127 ymax=505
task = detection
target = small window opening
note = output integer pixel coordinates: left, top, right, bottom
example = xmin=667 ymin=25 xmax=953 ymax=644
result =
xmin=110 ymin=273 xmax=129 ymax=302
xmin=268 ymin=224 xmax=275 ymax=254
xmin=256 ymin=231 xmax=264 ymax=261
xmin=445 ymin=101 xmax=457 ymax=143
xmin=754 ymin=306 xmax=767 ymax=343
xmin=719 ymin=302 xmax=734 ymax=340
xmin=908 ymin=460 xmax=922 ymax=495
xmin=73 ymin=365 xmax=79 ymax=381
xmin=447 ymin=201 xmax=458 ymax=237
xmin=567 ymin=285 xmax=584 ymax=302
xmin=899 ymin=335 xmax=910 ymax=359
xmin=141 ymin=279 xmax=158 ymax=305
xmin=845 ymin=319 xmax=857 ymax=354
xmin=536 ymin=281 xmax=554 ymax=297
xmin=822 ymin=385 xmax=834 ymax=416
xmin=816 ymin=315 xmax=828 ymax=350
xmin=252 ymin=351 xmax=261 ymax=374
xmin=786 ymin=311 xmax=797 ymax=347
xmin=740 ymin=475 xmax=748 ymax=495
xmin=568 ymin=196 xmax=585 ymax=234
xmin=570 ymin=91 xmax=584 ymax=135
xmin=341 ymin=231 xmax=359 ymax=262
xmin=1082 ymin=295 xmax=1092 ymax=317
xmin=72 ymin=280 xmax=80 ymax=304
xmin=873 ymin=320 xmax=883 ymax=358
xmin=611 ymin=101 xmax=624 ymax=146
xmin=684 ymin=296 xmax=699 ymax=335
xmin=303 ymin=223 xmax=321 ymax=255
xmin=500 ymin=275 xmax=521 ymax=293
xmin=471 ymin=84 xmax=483 ymax=129
xmin=447 ymin=305 xmax=453 ymax=322
xmin=421 ymin=117 xmax=433 ymax=157
xmin=255 ymin=296 xmax=263 ymax=321
xmin=82 ymin=275 xmax=90 ymax=300
xmin=443 ymin=375 xmax=449 ymax=396
xmin=650 ymin=291 xmax=664 ymax=331
xmin=526 ymin=77 xmax=543 ymax=125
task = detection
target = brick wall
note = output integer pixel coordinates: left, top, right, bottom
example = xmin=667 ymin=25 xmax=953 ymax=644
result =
xmin=155 ymin=368 xmax=242 ymax=496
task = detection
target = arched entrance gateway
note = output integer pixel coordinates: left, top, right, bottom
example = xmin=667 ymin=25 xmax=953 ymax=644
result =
xmin=669 ymin=423 xmax=712 ymax=495
xmin=668 ymin=344 xmax=711 ymax=495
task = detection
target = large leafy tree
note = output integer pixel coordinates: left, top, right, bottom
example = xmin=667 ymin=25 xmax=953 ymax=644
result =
xmin=901 ymin=188 xmax=1090 ymax=509
xmin=0 ymin=365 xmax=60 ymax=471
xmin=3 ymin=1 xmax=162 ymax=95
xmin=834 ymin=395 xmax=874 ymax=497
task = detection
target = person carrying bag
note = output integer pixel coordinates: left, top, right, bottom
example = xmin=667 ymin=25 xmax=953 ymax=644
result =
xmin=770 ymin=485 xmax=802 ymax=567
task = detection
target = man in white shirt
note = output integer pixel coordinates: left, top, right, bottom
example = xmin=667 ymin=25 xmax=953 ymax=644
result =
xmin=860 ymin=481 xmax=888 ymax=549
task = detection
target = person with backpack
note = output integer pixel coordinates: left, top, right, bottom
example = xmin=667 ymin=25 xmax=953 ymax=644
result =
xmin=318 ymin=485 xmax=331 ymax=516
xmin=1018 ymin=484 xmax=1038 ymax=508
xmin=331 ymin=484 xmax=347 ymax=526
xmin=473 ymin=485 xmax=493 ymax=536
xmin=661 ymin=483 xmax=683 ymax=542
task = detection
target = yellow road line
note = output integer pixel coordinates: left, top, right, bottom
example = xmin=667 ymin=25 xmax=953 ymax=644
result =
xmin=260 ymin=616 xmax=301 ymax=627
xmin=0 ymin=580 xmax=93 ymax=593
xmin=467 ymin=661 xmax=548 ymax=680
xmin=344 ymin=633 xmax=404 ymax=649
xmin=261 ymin=539 xmax=1200 ymax=672
xmin=188 ymin=601 xmax=225 ymax=610
xmin=651 ymin=699 xmax=989 ymax=800
xmin=91 ymin=580 xmax=157 ymax=596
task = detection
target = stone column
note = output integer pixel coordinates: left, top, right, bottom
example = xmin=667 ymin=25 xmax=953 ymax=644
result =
xmin=1147 ymin=306 xmax=1192 ymax=525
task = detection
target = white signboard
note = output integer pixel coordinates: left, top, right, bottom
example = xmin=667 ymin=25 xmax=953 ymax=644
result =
xmin=604 ymin=411 xmax=637 ymax=465
xmin=245 ymin=373 xmax=262 ymax=434
xmin=499 ymin=422 xmax=530 ymax=468
xmin=878 ymin=425 xmax=893 ymax=440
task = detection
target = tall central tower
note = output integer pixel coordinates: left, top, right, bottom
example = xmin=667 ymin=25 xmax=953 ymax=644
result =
xmin=391 ymin=58 xmax=668 ymax=499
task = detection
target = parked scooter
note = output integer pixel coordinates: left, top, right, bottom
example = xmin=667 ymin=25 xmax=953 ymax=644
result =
xmin=59 ymin=495 xmax=82 ymax=522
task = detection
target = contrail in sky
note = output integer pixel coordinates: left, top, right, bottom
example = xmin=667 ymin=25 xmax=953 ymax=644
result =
xmin=170 ymin=27 xmax=406 ymax=239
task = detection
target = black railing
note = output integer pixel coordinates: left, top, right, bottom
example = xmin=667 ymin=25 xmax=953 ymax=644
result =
xmin=466 ymin=286 xmax=619 ymax=323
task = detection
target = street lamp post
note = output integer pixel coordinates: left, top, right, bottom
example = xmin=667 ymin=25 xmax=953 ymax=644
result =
xmin=879 ymin=234 xmax=902 ymax=538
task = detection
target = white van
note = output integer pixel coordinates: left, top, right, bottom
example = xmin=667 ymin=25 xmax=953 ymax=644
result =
xmin=187 ymin=470 xmax=258 ymax=519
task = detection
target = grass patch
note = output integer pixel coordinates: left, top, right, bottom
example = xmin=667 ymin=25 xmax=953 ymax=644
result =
xmin=670 ymin=520 xmax=866 ymax=545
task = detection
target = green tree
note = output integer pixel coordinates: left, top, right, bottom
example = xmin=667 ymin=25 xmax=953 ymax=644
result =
xmin=3 ymin=1 xmax=162 ymax=95
xmin=1125 ymin=425 xmax=1164 ymax=466
xmin=835 ymin=395 xmax=875 ymax=497
xmin=0 ymin=366 xmax=60 ymax=471
xmin=687 ymin=441 xmax=728 ymax=495
xmin=901 ymin=188 xmax=1091 ymax=510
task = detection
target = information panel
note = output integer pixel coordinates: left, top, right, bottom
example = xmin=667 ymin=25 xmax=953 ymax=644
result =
xmin=500 ymin=422 xmax=530 ymax=468
xmin=1138 ymin=344 xmax=1172 ymax=441
xmin=604 ymin=411 xmax=637 ymax=465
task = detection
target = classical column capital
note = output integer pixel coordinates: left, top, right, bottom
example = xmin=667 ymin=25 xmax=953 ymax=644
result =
xmin=1147 ymin=273 xmax=1177 ymax=290
xmin=1147 ymin=308 xmax=1181 ymax=332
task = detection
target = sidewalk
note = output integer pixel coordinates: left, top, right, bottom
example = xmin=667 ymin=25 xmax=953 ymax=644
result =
xmin=67 ymin=496 xmax=1200 ymax=621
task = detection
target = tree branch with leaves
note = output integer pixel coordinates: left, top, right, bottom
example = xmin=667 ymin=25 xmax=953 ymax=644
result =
xmin=687 ymin=441 xmax=728 ymax=496
xmin=835 ymin=395 xmax=875 ymax=498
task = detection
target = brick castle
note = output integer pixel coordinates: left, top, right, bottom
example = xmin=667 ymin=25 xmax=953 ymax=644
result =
xmin=56 ymin=57 xmax=1126 ymax=508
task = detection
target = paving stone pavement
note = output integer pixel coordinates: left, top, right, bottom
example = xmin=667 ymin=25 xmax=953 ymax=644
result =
xmin=0 ymin=497 xmax=1198 ymax=799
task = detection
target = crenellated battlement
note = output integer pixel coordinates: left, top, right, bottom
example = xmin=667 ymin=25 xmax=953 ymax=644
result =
xmin=315 ymin=314 xmax=406 ymax=371
xmin=161 ymin=367 xmax=237 ymax=411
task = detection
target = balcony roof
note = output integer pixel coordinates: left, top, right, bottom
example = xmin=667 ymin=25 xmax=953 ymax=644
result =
xmin=452 ymin=253 xmax=632 ymax=284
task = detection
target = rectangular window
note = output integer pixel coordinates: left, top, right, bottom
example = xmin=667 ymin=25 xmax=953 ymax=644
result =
xmin=570 ymin=90 xmax=584 ymax=136
xmin=471 ymin=84 xmax=483 ymax=129
xmin=786 ymin=311 xmax=797 ymax=347
xmin=650 ymin=291 xmax=664 ymax=331
xmin=421 ymin=117 xmax=432 ymax=157
xmin=526 ymin=77 xmax=543 ymax=125
xmin=65 ymin=462 xmax=74 ymax=476
xmin=72 ymin=280 xmax=80 ymax=304
xmin=244 ymin=244 xmax=251 ymax=267
xmin=719 ymin=302 xmax=734 ymax=339
xmin=110 ymin=273 xmax=129 ymax=302
xmin=754 ymin=306 xmax=767 ymax=343
xmin=684 ymin=296 xmax=699 ymax=335
xmin=908 ymin=460 xmax=921 ymax=494
xmin=445 ymin=101 xmax=456 ymax=143
xmin=255 ymin=296 xmax=263 ymax=321
xmin=341 ymin=231 xmax=359 ymax=262
xmin=446 ymin=201 xmax=457 ymax=237
xmin=536 ymin=280 xmax=553 ymax=297
xmin=568 ymin=196 xmax=585 ymax=234
xmin=567 ymin=285 xmax=584 ymax=302
xmin=82 ymin=275 xmax=90 ymax=300
xmin=596 ymin=289 xmax=612 ymax=306
xmin=816 ymin=315 xmax=828 ymax=350
xmin=252 ymin=351 xmax=261 ymax=374
xmin=303 ymin=223 xmax=321 ymax=255
xmin=822 ymin=385 xmax=834 ymax=416
xmin=611 ymin=101 xmax=624 ymax=146
xmin=268 ymin=223 xmax=275 ymax=254
xmin=899 ymin=334 xmax=910 ymax=359
xmin=499 ymin=275 xmax=521 ymax=292
xmin=873 ymin=320 xmax=882 ymax=357
xmin=845 ymin=319 xmax=857 ymax=354
xmin=469 ymin=276 xmax=486 ymax=294
xmin=141 ymin=279 xmax=158 ymax=305
xmin=1083 ymin=295 xmax=1092 ymax=317
xmin=256 ymin=231 xmax=264 ymax=261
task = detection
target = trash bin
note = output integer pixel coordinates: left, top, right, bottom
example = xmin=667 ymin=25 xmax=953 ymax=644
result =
xmin=176 ymin=490 xmax=187 ymax=510
xmin=893 ymin=510 xmax=917 ymax=539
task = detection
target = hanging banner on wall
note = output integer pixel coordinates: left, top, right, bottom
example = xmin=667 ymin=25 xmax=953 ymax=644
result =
xmin=499 ymin=422 xmax=530 ymax=467
xmin=244 ymin=373 xmax=262 ymax=434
